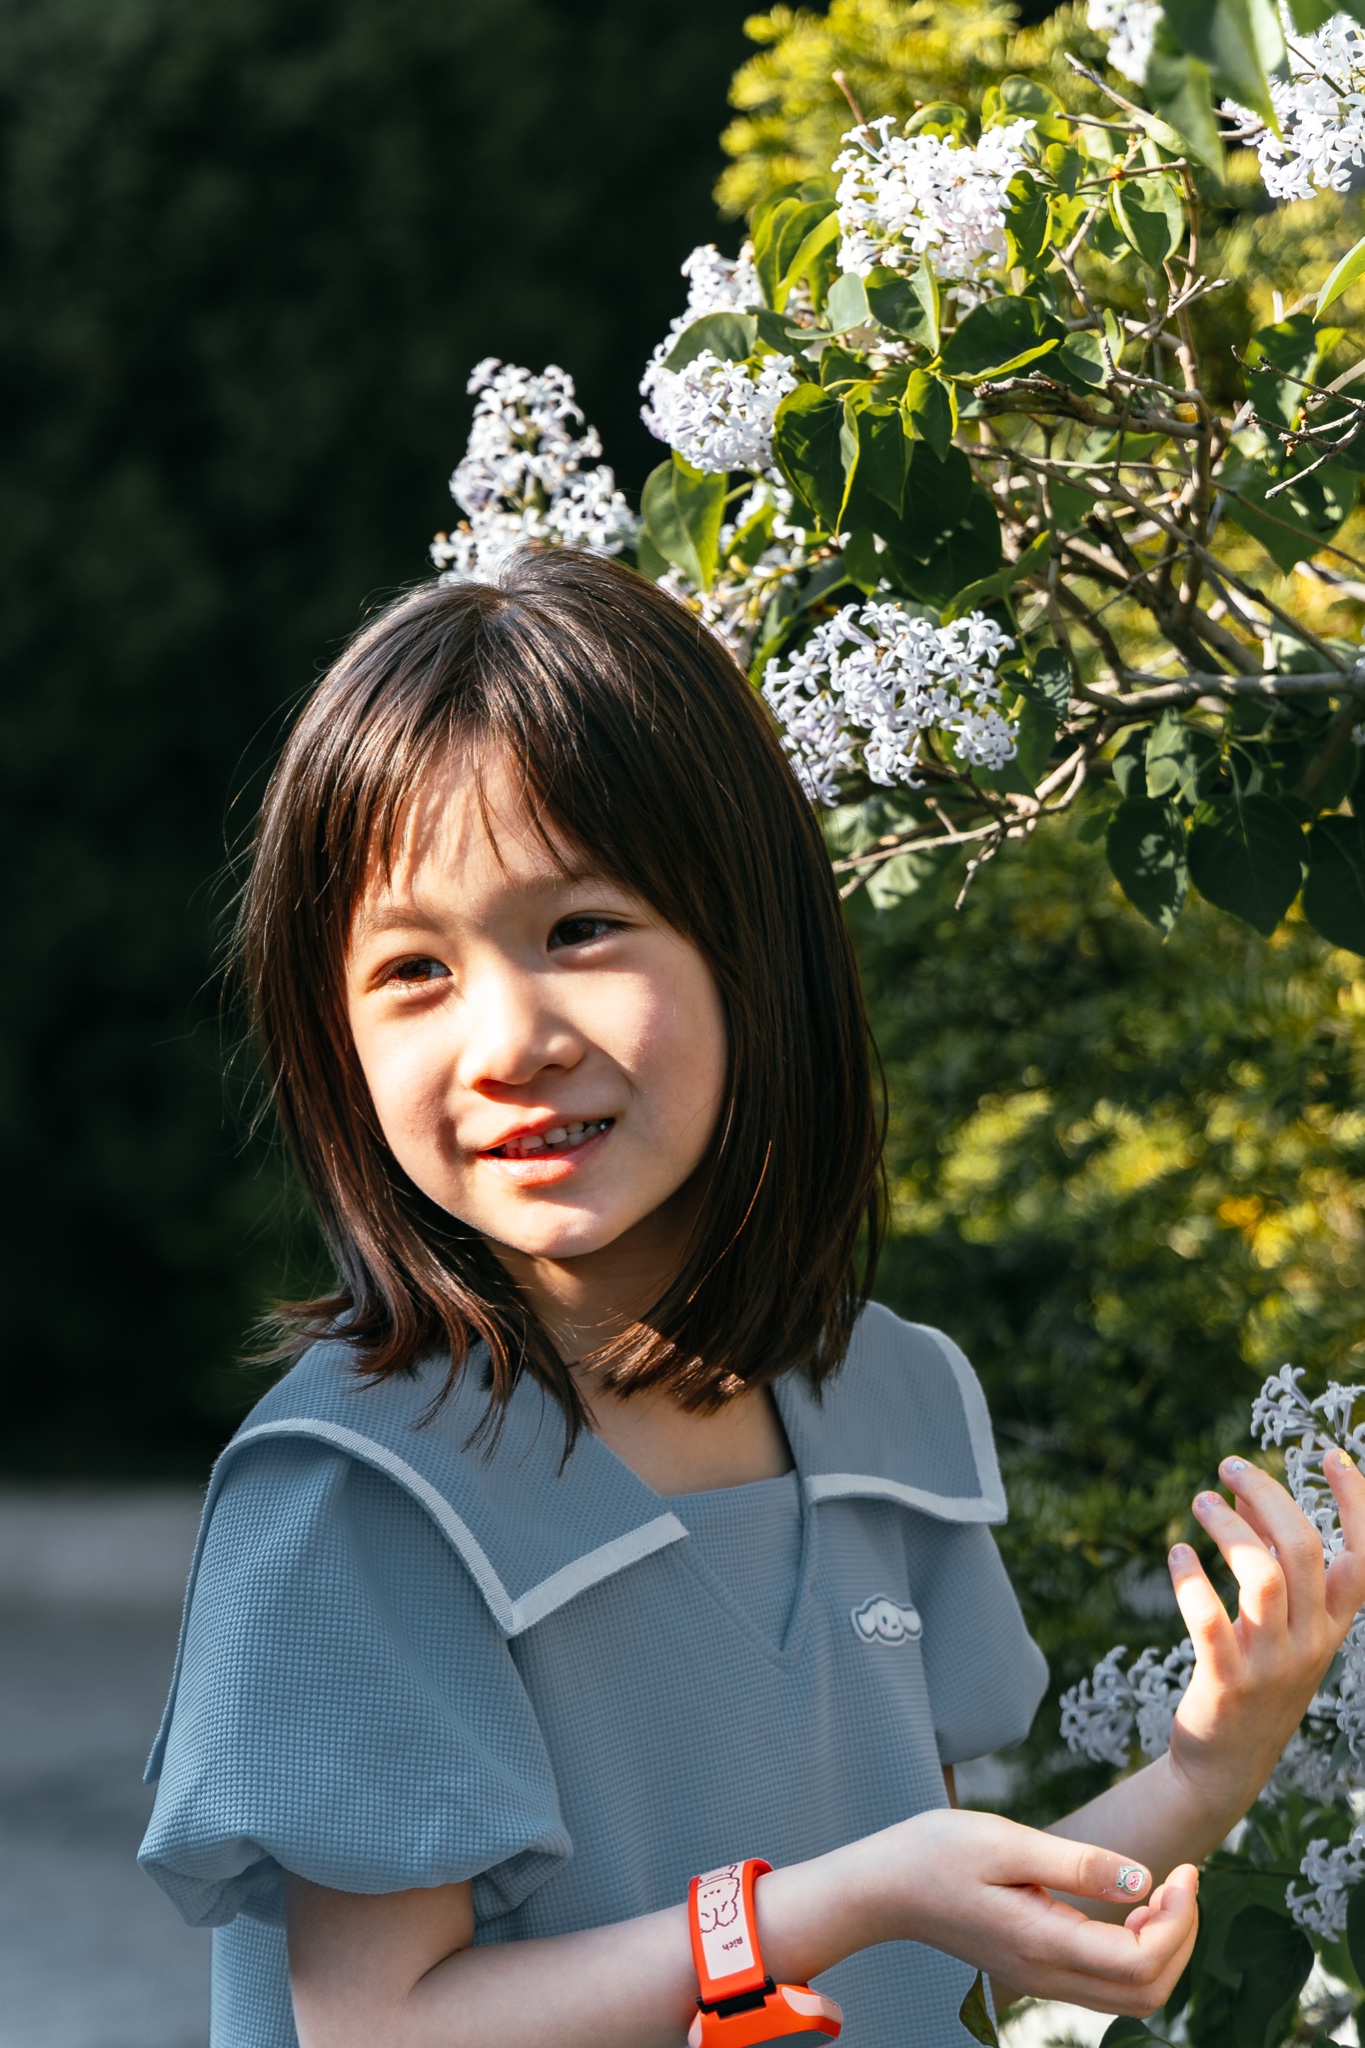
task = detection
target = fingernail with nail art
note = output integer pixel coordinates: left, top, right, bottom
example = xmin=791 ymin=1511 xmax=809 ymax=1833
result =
xmin=1222 ymin=1458 xmax=1247 ymax=1476
xmin=1114 ymin=1866 xmax=1148 ymax=1897
xmin=1196 ymin=1492 xmax=1221 ymax=1512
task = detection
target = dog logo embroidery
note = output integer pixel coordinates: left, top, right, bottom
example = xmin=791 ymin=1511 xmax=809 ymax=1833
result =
xmin=851 ymin=1595 xmax=923 ymax=1645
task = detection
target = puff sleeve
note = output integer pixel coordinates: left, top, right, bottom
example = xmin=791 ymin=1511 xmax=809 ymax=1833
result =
xmin=139 ymin=1436 xmax=571 ymax=1930
xmin=902 ymin=1511 xmax=1050 ymax=1768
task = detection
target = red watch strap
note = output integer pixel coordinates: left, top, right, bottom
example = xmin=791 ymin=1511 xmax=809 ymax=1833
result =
xmin=688 ymin=1859 xmax=773 ymax=2006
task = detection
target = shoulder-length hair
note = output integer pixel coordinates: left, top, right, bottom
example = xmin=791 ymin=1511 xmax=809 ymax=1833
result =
xmin=240 ymin=547 xmax=884 ymax=1438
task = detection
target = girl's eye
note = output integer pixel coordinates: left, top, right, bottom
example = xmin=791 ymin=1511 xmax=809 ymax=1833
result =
xmin=382 ymin=956 xmax=450 ymax=988
xmin=548 ymin=914 xmax=623 ymax=952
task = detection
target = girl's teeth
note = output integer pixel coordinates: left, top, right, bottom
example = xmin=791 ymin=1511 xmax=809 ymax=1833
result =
xmin=495 ymin=1119 xmax=609 ymax=1159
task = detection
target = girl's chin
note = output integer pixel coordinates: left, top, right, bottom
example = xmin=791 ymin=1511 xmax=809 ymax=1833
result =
xmin=473 ymin=1206 xmax=640 ymax=1264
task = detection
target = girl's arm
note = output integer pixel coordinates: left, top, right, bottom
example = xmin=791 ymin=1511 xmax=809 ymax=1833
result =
xmin=284 ymin=1813 xmax=1197 ymax=2048
xmin=1047 ymin=1449 xmax=1365 ymax=1903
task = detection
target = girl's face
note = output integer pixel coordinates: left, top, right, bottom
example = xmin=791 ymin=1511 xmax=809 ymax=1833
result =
xmin=344 ymin=747 xmax=729 ymax=1286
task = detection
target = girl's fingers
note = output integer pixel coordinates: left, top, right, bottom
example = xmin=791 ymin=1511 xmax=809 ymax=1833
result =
xmin=1190 ymin=1486 xmax=1288 ymax=1635
xmin=1216 ymin=1460 xmax=1325 ymax=1625
xmin=995 ymin=1833 xmax=1154 ymax=1908
xmin=1324 ymin=1448 xmax=1365 ymax=1630
xmin=1028 ymin=1866 xmax=1200 ymax=2007
xmin=1168 ymin=1541 xmax=1240 ymax=1681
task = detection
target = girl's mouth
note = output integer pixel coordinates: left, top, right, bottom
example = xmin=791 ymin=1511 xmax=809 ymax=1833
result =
xmin=483 ymin=1118 xmax=614 ymax=1160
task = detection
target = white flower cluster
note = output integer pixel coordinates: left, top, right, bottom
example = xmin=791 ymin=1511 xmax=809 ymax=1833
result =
xmin=1087 ymin=0 xmax=1162 ymax=85
xmin=639 ymin=244 xmax=796 ymax=476
xmin=762 ymin=602 xmax=1018 ymax=805
xmin=1063 ymin=1363 xmax=1365 ymax=1944
xmin=833 ymin=116 xmax=1033 ymax=288
xmin=641 ymin=352 xmax=799 ymax=476
xmin=1229 ymin=12 xmax=1365 ymax=201
xmin=430 ymin=359 xmax=637 ymax=581
xmin=1060 ymin=1641 xmax=1195 ymax=1769
xmin=1289 ymin=1835 xmax=1365 ymax=1941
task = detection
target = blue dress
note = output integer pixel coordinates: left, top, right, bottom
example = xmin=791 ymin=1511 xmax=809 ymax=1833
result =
xmin=140 ymin=1302 xmax=1048 ymax=2046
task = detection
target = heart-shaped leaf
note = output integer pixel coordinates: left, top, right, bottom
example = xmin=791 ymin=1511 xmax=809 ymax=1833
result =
xmin=1188 ymin=794 xmax=1305 ymax=934
xmin=1107 ymin=797 xmax=1189 ymax=933
xmin=640 ymin=457 xmax=727 ymax=592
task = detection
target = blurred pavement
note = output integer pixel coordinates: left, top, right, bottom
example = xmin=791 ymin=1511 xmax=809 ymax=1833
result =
xmin=0 ymin=1489 xmax=210 ymax=2048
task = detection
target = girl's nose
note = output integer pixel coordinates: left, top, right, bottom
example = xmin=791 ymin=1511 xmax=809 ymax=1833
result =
xmin=454 ymin=964 xmax=581 ymax=1091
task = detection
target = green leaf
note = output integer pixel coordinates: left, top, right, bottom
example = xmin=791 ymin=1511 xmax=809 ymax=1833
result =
xmin=939 ymin=296 xmax=1060 ymax=383
xmin=901 ymin=368 xmax=955 ymax=461
xmin=1026 ymin=647 xmax=1072 ymax=716
xmin=777 ymin=209 xmax=841 ymax=310
xmin=819 ymin=342 xmax=869 ymax=392
xmin=1346 ymin=1881 xmax=1365 ymax=1987
xmin=1287 ymin=0 xmax=1351 ymax=25
xmin=1317 ymin=233 xmax=1365 ymax=316
xmin=905 ymin=100 xmax=967 ymax=139
xmin=663 ymin=312 xmax=757 ymax=374
xmin=826 ymin=270 xmax=870 ymax=334
xmin=1145 ymin=710 xmax=1219 ymax=810
xmin=886 ymin=488 xmax=1002 ymax=607
xmin=1004 ymin=172 xmax=1051 ymax=271
xmin=1143 ymin=42 xmax=1226 ymax=174
xmin=752 ymin=308 xmax=811 ymax=357
xmin=1224 ymin=1904 xmax=1313 ymax=2048
xmin=1161 ymin=0 xmax=1285 ymax=127
xmin=1054 ymin=331 xmax=1108 ymax=392
xmin=640 ymin=457 xmax=726 ymax=592
xmin=1107 ymin=797 xmax=1189 ymax=933
xmin=1244 ymin=315 xmax=1322 ymax=431
xmin=958 ymin=1971 xmax=999 ymax=2047
xmin=751 ymin=183 xmax=836 ymax=305
xmin=942 ymin=528 xmax=1051 ymax=621
xmin=1111 ymin=173 xmax=1185 ymax=270
xmin=1304 ymin=814 xmax=1365 ymax=952
xmin=634 ymin=528 xmax=670 ymax=581
xmin=996 ymin=72 xmax=1061 ymax=119
xmin=865 ymin=262 xmax=939 ymax=349
xmin=1188 ymin=793 xmax=1305 ymax=934
xmin=771 ymin=384 xmax=846 ymax=530
xmin=840 ymin=399 xmax=908 ymax=527
xmin=1221 ymin=451 xmax=1357 ymax=573
xmin=861 ymin=840 xmax=966 ymax=919
xmin=1100 ymin=2023 xmax=1156 ymax=2046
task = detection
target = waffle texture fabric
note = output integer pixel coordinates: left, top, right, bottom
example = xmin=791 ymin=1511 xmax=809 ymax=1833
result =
xmin=141 ymin=1301 xmax=1048 ymax=2048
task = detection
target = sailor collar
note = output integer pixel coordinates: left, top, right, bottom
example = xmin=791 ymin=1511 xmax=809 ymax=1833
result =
xmin=187 ymin=1302 xmax=1005 ymax=1645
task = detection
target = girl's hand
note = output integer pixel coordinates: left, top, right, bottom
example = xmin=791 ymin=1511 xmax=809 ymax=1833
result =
xmin=844 ymin=1809 xmax=1198 ymax=2015
xmin=1167 ymin=1449 xmax=1365 ymax=1812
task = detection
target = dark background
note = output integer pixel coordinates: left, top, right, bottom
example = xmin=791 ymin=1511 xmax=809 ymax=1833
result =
xmin=0 ymin=0 xmax=762 ymax=1475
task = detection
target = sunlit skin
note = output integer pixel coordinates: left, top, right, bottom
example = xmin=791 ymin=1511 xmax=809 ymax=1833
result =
xmin=343 ymin=745 xmax=790 ymax=1490
xmin=291 ymin=743 xmax=1365 ymax=2048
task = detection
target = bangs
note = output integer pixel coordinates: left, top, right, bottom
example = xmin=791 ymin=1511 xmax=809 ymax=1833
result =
xmin=241 ymin=549 xmax=885 ymax=1440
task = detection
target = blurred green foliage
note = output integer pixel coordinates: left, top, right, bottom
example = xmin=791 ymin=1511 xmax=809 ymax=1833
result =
xmin=0 ymin=0 xmax=753 ymax=1475
xmin=859 ymin=814 xmax=1365 ymax=1819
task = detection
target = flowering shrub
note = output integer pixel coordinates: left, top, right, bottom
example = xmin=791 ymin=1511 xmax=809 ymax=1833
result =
xmin=436 ymin=2 xmax=1365 ymax=958
xmin=1062 ymin=1367 xmax=1365 ymax=2040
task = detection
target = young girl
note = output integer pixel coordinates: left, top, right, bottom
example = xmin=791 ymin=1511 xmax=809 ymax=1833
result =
xmin=141 ymin=548 xmax=1365 ymax=2048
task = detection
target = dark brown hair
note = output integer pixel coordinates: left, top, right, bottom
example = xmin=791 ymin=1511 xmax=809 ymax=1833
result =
xmin=241 ymin=547 xmax=884 ymax=1435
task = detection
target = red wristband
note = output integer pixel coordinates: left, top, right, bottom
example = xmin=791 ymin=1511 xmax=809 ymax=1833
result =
xmin=686 ymin=1858 xmax=843 ymax=2047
